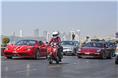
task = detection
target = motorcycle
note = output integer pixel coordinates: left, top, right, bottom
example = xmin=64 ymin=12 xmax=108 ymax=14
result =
xmin=47 ymin=43 xmax=60 ymax=64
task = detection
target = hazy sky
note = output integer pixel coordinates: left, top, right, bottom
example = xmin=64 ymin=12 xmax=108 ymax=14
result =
xmin=2 ymin=1 xmax=117 ymax=37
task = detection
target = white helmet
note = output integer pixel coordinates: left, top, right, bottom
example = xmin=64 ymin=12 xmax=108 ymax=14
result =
xmin=52 ymin=31 xmax=59 ymax=38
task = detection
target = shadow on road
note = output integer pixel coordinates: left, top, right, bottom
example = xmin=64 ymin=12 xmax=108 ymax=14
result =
xmin=78 ymin=57 xmax=113 ymax=60
xmin=2 ymin=57 xmax=47 ymax=61
xmin=48 ymin=62 xmax=69 ymax=66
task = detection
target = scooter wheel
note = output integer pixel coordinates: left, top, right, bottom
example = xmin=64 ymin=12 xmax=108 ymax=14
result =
xmin=56 ymin=60 xmax=59 ymax=64
xmin=49 ymin=61 xmax=52 ymax=64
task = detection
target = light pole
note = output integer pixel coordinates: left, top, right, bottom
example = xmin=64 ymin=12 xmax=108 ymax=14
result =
xmin=19 ymin=29 xmax=23 ymax=37
xmin=76 ymin=29 xmax=80 ymax=41
xmin=46 ymin=32 xmax=50 ymax=42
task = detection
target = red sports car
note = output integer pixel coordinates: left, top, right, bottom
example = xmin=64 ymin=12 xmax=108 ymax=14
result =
xmin=77 ymin=41 xmax=112 ymax=59
xmin=4 ymin=40 xmax=47 ymax=59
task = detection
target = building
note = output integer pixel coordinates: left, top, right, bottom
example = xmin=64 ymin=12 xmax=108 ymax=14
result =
xmin=34 ymin=28 xmax=39 ymax=39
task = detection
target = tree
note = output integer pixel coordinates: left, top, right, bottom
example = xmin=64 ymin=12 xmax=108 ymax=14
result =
xmin=2 ymin=37 xmax=10 ymax=47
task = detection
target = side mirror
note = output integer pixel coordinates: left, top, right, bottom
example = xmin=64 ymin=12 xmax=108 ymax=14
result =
xmin=104 ymin=45 xmax=108 ymax=48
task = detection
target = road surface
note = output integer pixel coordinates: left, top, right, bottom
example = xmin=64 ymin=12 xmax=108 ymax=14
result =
xmin=1 ymin=56 xmax=118 ymax=78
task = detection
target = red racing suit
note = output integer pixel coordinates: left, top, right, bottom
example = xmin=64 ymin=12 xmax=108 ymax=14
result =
xmin=49 ymin=37 xmax=61 ymax=45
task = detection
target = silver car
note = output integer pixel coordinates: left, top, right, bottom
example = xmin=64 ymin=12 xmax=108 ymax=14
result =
xmin=61 ymin=41 xmax=80 ymax=56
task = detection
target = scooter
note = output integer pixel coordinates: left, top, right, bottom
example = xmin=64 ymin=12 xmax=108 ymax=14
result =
xmin=47 ymin=43 xmax=60 ymax=64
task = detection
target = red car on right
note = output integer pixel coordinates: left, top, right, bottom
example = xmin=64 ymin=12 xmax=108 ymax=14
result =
xmin=77 ymin=41 xmax=112 ymax=59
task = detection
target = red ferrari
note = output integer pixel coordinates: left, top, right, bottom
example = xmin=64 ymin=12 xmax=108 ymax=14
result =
xmin=4 ymin=40 xmax=47 ymax=59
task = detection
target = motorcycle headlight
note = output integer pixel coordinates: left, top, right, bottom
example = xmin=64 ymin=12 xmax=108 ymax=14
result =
xmin=53 ymin=48 xmax=57 ymax=52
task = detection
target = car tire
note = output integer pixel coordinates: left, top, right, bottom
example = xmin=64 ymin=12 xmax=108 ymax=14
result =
xmin=115 ymin=60 xmax=118 ymax=64
xmin=77 ymin=55 xmax=82 ymax=59
xmin=101 ymin=52 xmax=106 ymax=59
xmin=6 ymin=56 xmax=12 ymax=59
xmin=34 ymin=49 xmax=40 ymax=60
xmin=107 ymin=52 xmax=112 ymax=59
xmin=56 ymin=60 xmax=59 ymax=64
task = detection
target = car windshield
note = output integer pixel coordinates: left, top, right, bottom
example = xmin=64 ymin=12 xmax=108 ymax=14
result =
xmin=15 ymin=40 xmax=36 ymax=46
xmin=61 ymin=41 xmax=75 ymax=45
xmin=106 ymin=42 xmax=116 ymax=47
xmin=84 ymin=42 xmax=104 ymax=48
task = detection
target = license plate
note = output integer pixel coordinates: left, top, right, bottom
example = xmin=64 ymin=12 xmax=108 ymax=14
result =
xmin=82 ymin=56 xmax=94 ymax=58
xmin=63 ymin=49 xmax=70 ymax=52
xmin=13 ymin=51 xmax=18 ymax=53
xmin=85 ymin=53 xmax=90 ymax=54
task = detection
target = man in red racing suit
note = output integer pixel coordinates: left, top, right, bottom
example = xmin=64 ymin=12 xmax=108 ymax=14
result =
xmin=49 ymin=32 xmax=63 ymax=62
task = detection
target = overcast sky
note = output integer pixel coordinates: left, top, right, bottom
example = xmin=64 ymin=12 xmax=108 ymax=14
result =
xmin=2 ymin=1 xmax=117 ymax=37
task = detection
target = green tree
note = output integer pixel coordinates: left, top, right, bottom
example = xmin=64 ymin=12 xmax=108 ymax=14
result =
xmin=2 ymin=37 xmax=10 ymax=47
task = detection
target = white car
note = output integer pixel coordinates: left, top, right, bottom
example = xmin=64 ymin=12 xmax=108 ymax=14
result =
xmin=115 ymin=44 xmax=118 ymax=64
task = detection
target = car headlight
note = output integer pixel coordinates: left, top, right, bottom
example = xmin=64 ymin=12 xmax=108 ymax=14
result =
xmin=116 ymin=52 xmax=118 ymax=55
xmin=27 ymin=48 xmax=32 ymax=51
xmin=5 ymin=47 xmax=9 ymax=50
xmin=78 ymin=49 xmax=81 ymax=52
xmin=97 ymin=49 xmax=101 ymax=52
xmin=115 ymin=50 xmax=118 ymax=55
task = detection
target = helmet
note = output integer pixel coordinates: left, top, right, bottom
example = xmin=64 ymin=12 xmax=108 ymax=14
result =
xmin=52 ymin=31 xmax=59 ymax=38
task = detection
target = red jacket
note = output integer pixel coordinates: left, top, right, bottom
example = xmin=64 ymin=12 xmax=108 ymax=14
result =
xmin=49 ymin=37 xmax=61 ymax=45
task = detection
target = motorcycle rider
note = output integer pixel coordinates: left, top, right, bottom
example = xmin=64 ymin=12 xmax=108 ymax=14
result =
xmin=49 ymin=31 xmax=63 ymax=62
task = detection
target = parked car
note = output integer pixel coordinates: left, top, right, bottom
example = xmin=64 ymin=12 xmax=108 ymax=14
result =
xmin=61 ymin=41 xmax=80 ymax=55
xmin=4 ymin=40 xmax=47 ymax=59
xmin=77 ymin=41 xmax=112 ymax=59
xmin=115 ymin=44 xmax=118 ymax=64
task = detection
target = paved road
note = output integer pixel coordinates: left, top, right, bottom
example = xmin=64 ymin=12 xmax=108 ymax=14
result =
xmin=1 ymin=56 xmax=118 ymax=78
